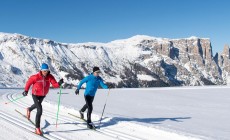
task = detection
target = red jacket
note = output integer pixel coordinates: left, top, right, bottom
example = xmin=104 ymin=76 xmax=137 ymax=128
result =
xmin=25 ymin=72 xmax=60 ymax=96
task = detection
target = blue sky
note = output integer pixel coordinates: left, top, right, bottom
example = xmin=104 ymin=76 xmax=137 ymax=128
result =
xmin=0 ymin=0 xmax=229 ymax=54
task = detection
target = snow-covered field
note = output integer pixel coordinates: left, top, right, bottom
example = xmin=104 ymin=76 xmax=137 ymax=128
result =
xmin=0 ymin=86 xmax=229 ymax=140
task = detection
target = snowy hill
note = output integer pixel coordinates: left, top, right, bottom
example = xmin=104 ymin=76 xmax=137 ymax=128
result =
xmin=1 ymin=32 xmax=230 ymax=88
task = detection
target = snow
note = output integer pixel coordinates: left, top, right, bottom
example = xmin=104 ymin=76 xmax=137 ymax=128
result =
xmin=184 ymin=63 xmax=191 ymax=72
xmin=1 ymin=86 xmax=229 ymax=140
xmin=143 ymin=55 xmax=161 ymax=64
xmin=141 ymin=51 xmax=152 ymax=55
xmin=172 ymin=36 xmax=210 ymax=41
xmin=137 ymin=74 xmax=156 ymax=81
xmin=108 ymin=35 xmax=168 ymax=48
xmin=187 ymin=36 xmax=199 ymax=40
xmin=104 ymin=75 xmax=122 ymax=84
xmin=226 ymin=74 xmax=230 ymax=85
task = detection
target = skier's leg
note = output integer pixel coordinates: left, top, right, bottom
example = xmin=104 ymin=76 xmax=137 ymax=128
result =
xmin=85 ymin=95 xmax=94 ymax=123
xmin=80 ymin=104 xmax=88 ymax=112
xmin=28 ymin=104 xmax=36 ymax=112
xmin=27 ymin=95 xmax=37 ymax=119
xmin=35 ymin=103 xmax=42 ymax=128
xmin=79 ymin=104 xmax=87 ymax=119
xmin=31 ymin=95 xmax=40 ymax=127
xmin=79 ymin=96 xmax=91 ymax=119
xmin=29 ymin=94 xmax=45 ymax=111
xmin=28 ymin=94 xmax=37 ymax=111
xmin=36 ymin=96 xmax=45 ymax=128
xmin=31 ymin=95 xmax=45 ymax=128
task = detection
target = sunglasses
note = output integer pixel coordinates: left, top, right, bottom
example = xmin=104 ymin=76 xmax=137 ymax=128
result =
xmin=41 ymin=70 xmax=49 ymax=72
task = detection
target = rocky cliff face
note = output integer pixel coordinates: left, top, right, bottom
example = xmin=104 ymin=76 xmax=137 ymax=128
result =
xmin=0 ymin=33 xmax=229 ymax=88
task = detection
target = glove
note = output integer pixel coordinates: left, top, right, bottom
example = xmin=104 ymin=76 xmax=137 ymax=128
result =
xmin=107 ymin=84 xmax=113 ymax=89
xmin=22 ymin=91 xmax=28 ymax=96
xmin=58 ymin=78 xmax=64 ymax=86
xmin=75 ymin=89 xmax=79 ymax=95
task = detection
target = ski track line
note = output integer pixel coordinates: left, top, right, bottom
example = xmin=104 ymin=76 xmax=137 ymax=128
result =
xmin=5 ymin=94 xmax=73 ymax=140
xmin=2 ymin=93 xmax=71 ymax=140
xmin=6 ymin=93 xmax=122 ymax=140
xmin=66 ymin=114 xmax=147 ymax=140
xmin=0 ymin=111 xmax=58 ymax=140
xmin=18 ymin=93 xmax=148 ymax=140
xmin=0 ymin=112 xmax=46 ymax=140
xmin=8 ymin=92 xmax=147 ymax=140
xmin=8 ymin=93 xmax=133 ymax=140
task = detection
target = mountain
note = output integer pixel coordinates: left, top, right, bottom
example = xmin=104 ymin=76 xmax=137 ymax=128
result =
xmin=0 ymin=32 xmax=229 ymax=88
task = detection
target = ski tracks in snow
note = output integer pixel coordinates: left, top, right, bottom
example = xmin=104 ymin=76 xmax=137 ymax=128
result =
xmin=1 ymin=92 xmax=148 ymax=140
xmin=0 ymin=91 xmax=202 ymax=140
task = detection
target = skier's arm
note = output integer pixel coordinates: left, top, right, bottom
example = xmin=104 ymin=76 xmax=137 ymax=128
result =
xmin=77 ymin=76 xmax=89 ymax=90
xmin=99 ymin=79 xmax=108 ymax=89
xmin=49 ymin=75 xmax=60 ymax=88
xmin=24 ymin=76 xmax=36 ymax=92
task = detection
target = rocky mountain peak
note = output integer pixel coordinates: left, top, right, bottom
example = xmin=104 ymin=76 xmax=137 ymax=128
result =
xmin=222 ymin=44 xmax=230 ymax=58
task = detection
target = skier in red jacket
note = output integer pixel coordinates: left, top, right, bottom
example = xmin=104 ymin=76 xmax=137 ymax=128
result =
xmin=22 ymin=63 xmax=64 ymax=135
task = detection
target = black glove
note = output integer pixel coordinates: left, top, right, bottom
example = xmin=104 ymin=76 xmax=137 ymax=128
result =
xmin=58 ymin=78 xmax=64 ymax=86
xmin=22 ymin=91 xmax=28 ymax=96
xmin=107 ymin=84 xmax=113 ymax=89
xmin=75 ymin=89 xmax=79 ymax=95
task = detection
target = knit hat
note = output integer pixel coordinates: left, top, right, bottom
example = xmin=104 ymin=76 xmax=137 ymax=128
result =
xmin=40 ymin=63 xmax=49 ymax=71
xmin=93 ymin=66 xmax=101 ymax=73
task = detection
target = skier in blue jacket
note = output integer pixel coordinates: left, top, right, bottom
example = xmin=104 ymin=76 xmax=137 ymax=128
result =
xmin=75 ymin=66 xmax=108 ymax=129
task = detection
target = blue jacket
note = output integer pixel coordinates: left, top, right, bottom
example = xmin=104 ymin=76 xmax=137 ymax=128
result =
xmin=77 ymin=74 xmax=108 ymax=96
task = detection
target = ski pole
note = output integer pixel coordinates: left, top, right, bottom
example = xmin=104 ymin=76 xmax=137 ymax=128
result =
xmin=55 ymin=86 xmax=62 ymax=128
xmin=5 ymin=95 xmax=25 ymax=104
xmin=98 ymin=88 xmax=111 ymax=129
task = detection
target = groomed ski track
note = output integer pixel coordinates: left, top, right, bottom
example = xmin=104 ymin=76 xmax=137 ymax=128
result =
xmin=0 ymin=89 xmax=202 ymax=140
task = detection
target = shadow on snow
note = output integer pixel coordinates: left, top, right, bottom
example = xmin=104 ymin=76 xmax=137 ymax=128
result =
xmin=41 ymin=116 xmax=191 ymax=133
xmin=99 ymin=116 xmax=191 ymax=128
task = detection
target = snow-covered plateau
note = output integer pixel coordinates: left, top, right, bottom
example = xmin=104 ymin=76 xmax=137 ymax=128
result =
xmin=0 ymin=86 xmax=229 ymax=140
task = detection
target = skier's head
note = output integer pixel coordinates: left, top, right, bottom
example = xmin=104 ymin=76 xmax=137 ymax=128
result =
xmin=41 ymin=63 xmax=49 ymax=71
xmin=40 ymin=63 xmax=49 ymax=77
xmin=93 ymin=66 xmax=101 ymax=76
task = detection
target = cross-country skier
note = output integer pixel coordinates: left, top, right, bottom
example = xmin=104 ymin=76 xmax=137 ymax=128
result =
xmin=22 ymin=63 xmax=64 ymax=135
xmin=75 ymin=66 xmax=108 ymax=129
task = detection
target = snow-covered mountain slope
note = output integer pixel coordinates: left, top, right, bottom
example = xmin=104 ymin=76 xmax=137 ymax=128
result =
xmin=0 ymin=32 xmax=230 ymax=88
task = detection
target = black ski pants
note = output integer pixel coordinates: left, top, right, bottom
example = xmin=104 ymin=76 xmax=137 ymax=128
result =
xmin=80 ymin=95 xmax=94 ymax=123
xmin=28 ymin=94 xmax=45 ymax=128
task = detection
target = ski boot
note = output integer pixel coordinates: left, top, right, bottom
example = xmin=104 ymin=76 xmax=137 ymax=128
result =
xmin=87 ymin=123 xmax=95 ymax=129
xmin=35 ymin=128 xmax=42 ymax=135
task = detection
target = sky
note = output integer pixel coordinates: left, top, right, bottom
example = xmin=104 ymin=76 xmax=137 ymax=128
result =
xmin=0 ymin=0 xmax=229 ymax=54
